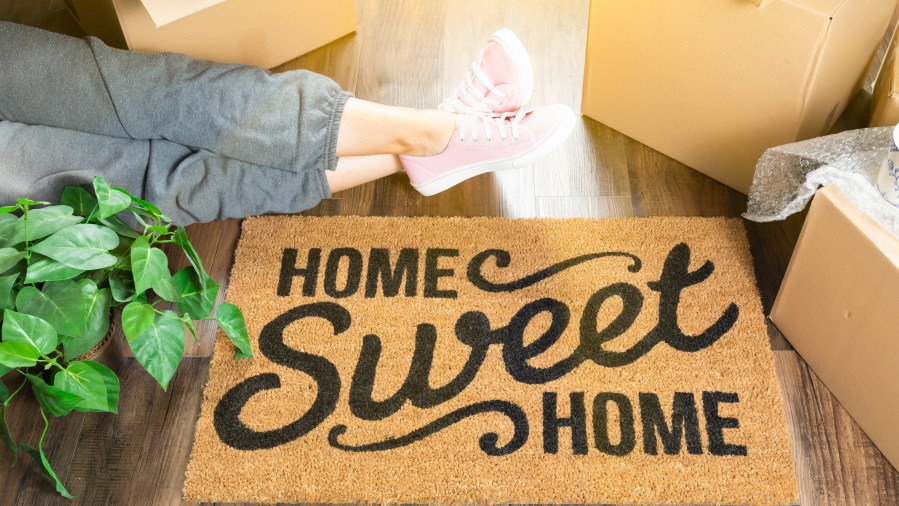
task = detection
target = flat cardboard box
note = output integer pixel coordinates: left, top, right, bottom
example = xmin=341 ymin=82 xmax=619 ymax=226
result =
xmin=872 ymin=25 xmax=899 ymax=128
xmin=771 ymin=186 xmax=899 ymax=471
xmin=582 ymin=0 xmax=895 ymax=193
xmin=62 ymin=0 xmax=356 ymax=69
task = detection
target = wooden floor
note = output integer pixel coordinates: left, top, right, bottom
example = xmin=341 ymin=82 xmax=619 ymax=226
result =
xmin=2 ymin=0 xmax=899 ymax=504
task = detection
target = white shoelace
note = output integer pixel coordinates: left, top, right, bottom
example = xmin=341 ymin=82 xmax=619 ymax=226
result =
xmin=440 ymin=51 xmax=506 ymax=114
xmin=456 ymin=108 xmax=532 ymax=142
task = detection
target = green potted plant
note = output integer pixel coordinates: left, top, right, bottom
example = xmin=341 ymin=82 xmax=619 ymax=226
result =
xmin=0 ymin=176 xmax=252 ymax=498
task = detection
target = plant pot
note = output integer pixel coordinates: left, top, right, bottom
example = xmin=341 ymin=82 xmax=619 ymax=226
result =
xmin=72 ymin=322 xmax=123 ymax=373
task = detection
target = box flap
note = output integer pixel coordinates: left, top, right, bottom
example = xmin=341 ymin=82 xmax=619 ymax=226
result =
xmin=787 ymin=0 xmax=851 ymax=16
xmin=139 ymin=0 xmax=225 ymax=28
xmin=750 ymin=0 xmax=848 ymax=14
xmin=107 ymin=0 xmax=356 ymax=69
xmin=824 ymin=186 xmax=899 ymax=262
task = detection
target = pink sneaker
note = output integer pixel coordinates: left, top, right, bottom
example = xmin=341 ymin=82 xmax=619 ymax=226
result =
xmin=440 ymin=28 xmax=534 ymax=115
xmin=399 ymin=105 xmax=575 ymax=196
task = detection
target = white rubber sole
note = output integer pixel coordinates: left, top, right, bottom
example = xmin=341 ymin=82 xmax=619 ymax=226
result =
xmin=412 ymin=108 xmax=576 ymax=196
xmin=489 ymin=28 xmax=534 ymax=108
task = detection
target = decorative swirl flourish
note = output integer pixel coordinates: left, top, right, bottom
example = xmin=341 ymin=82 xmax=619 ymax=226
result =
xmin=467 ymin=249 xmax=642 ymax=293
xmin=328 ymin=400 xmax=529 ymax=456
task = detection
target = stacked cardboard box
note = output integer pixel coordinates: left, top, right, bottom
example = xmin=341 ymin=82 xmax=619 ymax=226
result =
xmin=582 ymin=0 xmax=895 ymax=193
xmin=62 ymin=0 xmax=356 ymax=69
xmin=771 ymin=186 xmax=899 ymax=471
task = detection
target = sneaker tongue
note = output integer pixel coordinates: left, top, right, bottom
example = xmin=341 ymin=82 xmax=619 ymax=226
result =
xmin=471 ymin=41 xmax=519 ymax=113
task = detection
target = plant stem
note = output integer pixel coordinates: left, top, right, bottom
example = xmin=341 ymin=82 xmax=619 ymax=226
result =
xmin=22 ymin=204 xmax=30 ymax=266
xmin=85 ymin=203 xmax=99 ymax=223
xmin=40 ymin=353 xmax=66 ymax=372
xmin=37 ymin=407 xmax=49 ymax=455
xmin=5 ymin=376 xmax=27 ymax=407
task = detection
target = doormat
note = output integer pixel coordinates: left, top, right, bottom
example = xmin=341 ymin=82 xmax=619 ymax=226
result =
xmin=184 ymin=216 xmax=798 ymax=505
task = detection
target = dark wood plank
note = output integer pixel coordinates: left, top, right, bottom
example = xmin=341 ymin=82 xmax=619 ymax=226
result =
xmin=0 ymin=374 xmax=47 ymax=504
xmin=625 ymin=137 xmax=735 ymax=217
xmin=12 ymin=408 xmax=86 ymax=506
xmin=61 ymin=358 xmax=209 ymax=506
xmin=0 ymin=357 xmax=208 ymax=506
xmin=775 ymin=351 xmax=899 ymax=505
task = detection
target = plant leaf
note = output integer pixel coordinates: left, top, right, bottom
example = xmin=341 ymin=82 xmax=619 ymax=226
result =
xmin=0 ymin=248 xmax=24 ymax=274
xmin=0 ymin=273 xmax=17 ymax=310
xmin=182 ymin=316 xmax=198 ymax=343
xmin=122 ymin=302 xmax=155 ymax=341
xmin=0 ymin=258 xmax=25 ymax=279
xmin=152 ymin=272 xmax=181 ymax=303
xmin=173 ymin=226 xmax=207 ymax=285
xmin=60 ymin=281 xmax=111 ymax=361
xmin=128 ymin=309 xmax=184 ymax=391
xmin=16 ymin=198 xmax=49 ymax=207
xmin=98 ymin=216 xmax=139 ymax=239
xmin=0 ymin=404 xmax=16 ymax=466
xmin=0 ymin=215 xmax=17 ymax=247
xmin=2 ymin=206 xmax=84 ymax=247
xmin=20 ymin=443 xmax=76 ymax=499
xmin=109 ymin=235 xmax=134 ymax=270
xmin=173 ymin=268 xmax=219 ymax=319
xmin=15 ymin=281 xmax=85 ymax=338
xmin=31 ymin=224 xmax=118 ymax=270
xmin=0 ymin=341 xmax=40 ymax=368
xmin=26 ymin=374 xmax=83 ymax=417
xmin=130 ymin=236 xmax=171 ymax=295
xmin=54 ymin=361 xmax=119 ymax=414
xmin=130 ymin=196 xmax=171 ymax=223
xmin=21 ymin=206 xmax=84 ymax=242
xmin=93 ymin=176 xmax=132 ymax=219
xmin=59 ymin=185 xmax=97 ymax=218
xmin=127 ymin=205 xmax=156 ymax=221
xmin=216 ymin=303 xmax=253 ymax=358
xmin=145 ymin=225 xmax=170 ymax=236
xmin=24 ymin=255 xmax=85 ymax=284
xmin=109 ymin=270 xmax=136 ymax=303
xmin=1 ymin=310 xmax=57 ymax=355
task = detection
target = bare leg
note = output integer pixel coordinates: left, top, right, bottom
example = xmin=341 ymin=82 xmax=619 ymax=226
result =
xmin=325 ymin=154 xmax=404 ymax=193
xmin=335 ymin=98 xmax=456 ymax=157
xmin=326 ymin=97 xmax=456 ymax=194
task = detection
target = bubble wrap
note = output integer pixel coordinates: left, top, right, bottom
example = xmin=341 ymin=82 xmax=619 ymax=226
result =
xmin=744 ymin=127 xmax=899 ymax=239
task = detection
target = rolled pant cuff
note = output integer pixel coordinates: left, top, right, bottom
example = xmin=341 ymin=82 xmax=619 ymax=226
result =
xmin=318 ymin=89 xmax=352 ymax=199
xmin=324 ymin=89 xmax=353 ymax=172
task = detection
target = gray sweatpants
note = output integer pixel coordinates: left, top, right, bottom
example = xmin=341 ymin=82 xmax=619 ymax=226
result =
xmin=0 ymin=21 xmax=352 ymax=225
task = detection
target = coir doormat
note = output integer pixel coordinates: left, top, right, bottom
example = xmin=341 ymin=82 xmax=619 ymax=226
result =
xmin=184 ymin=216 xmax=797 ymax=504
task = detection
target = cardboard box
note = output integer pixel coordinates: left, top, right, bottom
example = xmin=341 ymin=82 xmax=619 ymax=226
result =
xmin=62 ymin=0 xmax=356 ymax=69
xmin=771 ymin=186 xmax=899 ymax=471
xmin=872 ymin=25 xmax=899 ymax=128
xmin=582 ymin=0 xmax=895 ymax=193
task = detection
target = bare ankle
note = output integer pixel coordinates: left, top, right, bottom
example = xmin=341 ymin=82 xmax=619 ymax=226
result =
xmin=401 ymin=110 xmax=456 ymax=157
